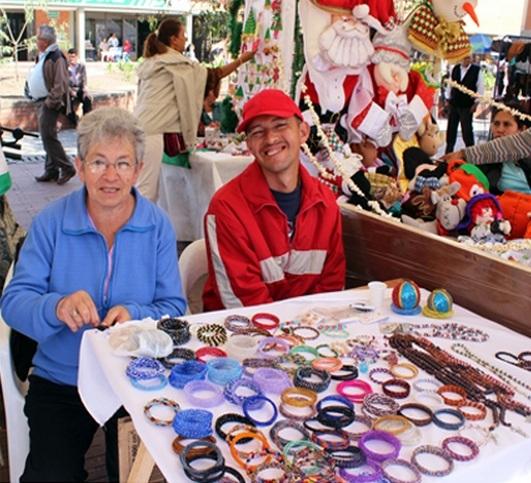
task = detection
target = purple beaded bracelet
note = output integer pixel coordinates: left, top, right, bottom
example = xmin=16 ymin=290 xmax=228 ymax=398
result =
xmin=368 ymin=367 xmax=393 ymax=385
xmin=183 ymin=380 xmax=224 ymax=408
xmin=442 ymin=436 xmax=480 ymax=462
xmin=256 ymin=336 xmax=290 ymax=358
xmin=339 ymin=460 xmax=383 ymax=482
xmin=223 ymin=377 xmax=263 ymax=407
xmin=253 ymin=367 xmax=292 ymax=394
xmin=358 ymin=430 xmax=401 ymax=463
xmin=381 ymin=459 xmax=422 ymax=483
xmin=411 ymin=445 xmax=454 ymax=477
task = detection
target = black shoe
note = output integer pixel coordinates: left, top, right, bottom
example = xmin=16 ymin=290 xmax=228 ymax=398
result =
xmin=57 ymin=170 xmax=76 ymax=185
xmin=35 ymin=172 xmax=59 ymax=182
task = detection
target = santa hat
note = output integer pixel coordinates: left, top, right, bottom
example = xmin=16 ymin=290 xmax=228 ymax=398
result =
xmin=371 ymin=26 xmax=411 ymax=69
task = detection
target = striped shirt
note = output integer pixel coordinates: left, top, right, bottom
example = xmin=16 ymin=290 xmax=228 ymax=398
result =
xmin=463 ymin=129 xmax=531 ymax=165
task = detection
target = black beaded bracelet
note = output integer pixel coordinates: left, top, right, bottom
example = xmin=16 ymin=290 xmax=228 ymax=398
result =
xmin=180 ymin=441 xmax=225 ymax=483
xmin=317 ymin=405 xmax=355 ymax=429
xmin=270 ymin=419 xmax=310 ymax=449
xmin=327 ymin=445 xmax=366 ymax=468
xmin=215 ymin=413 xmax=256 ymax=441
xmin=157 ymin=317 xmax=191 ymax=346
xmin=432 ymin=408 xmax=465 ymax=430
xmin=382 ymin=378 xmax=411 ymax=399
xmin=224 ymin=314 xmax=253 ymax=334
xmin=330 ymin=364 xmax=359 ymax=381
xmin=196 ymin=323 xmax=228 ymax=347
xmin=294 ymin=366 xmax=331 ymax=393
xmin=219 ymin=465 xmax=245 ymax=483
xmin=160 ymin=347 xmax=195 ymax=369
xmin=398 ymin=403 xmax=433 ymax=427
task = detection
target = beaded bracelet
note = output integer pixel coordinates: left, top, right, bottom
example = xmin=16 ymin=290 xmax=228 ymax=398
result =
xmin=312 ymin=357 xmax=343 ymax=373
xmin=341 ymin=414 xmax=372 ymax=442
xmin=372 ymin=415 xmax=412 ymax=435
xmin=168 ymin=360 xmax=207 ymax=389
xmin=437 ymin=384 xmax=468 ymax=406
xmin=382 ymin=378 xmax=411 ymax=399
xmin=336 ymin=380 xmax=373 ymax=403
xmin=160 ymin=347 xmax=195 ymax=369
xmin=362 ymin=393 xmax=399 ymax=418
xmin=457 ymin=400 xmax=487 ymax=421
xmin=172 ymin=435 xmax=216 ymax=455
xmin=397 ymin=403 xmax=433 ymax=426
xmin=224 ymin=314 xmax=253 ymax=333
xmin=414 ymin=391 xmax=445 ymax=408
xmin=225 ymin=334 xmax=259 ymax=360
xmin=196 ymin=323 xmax=228 ymax=347
xmin=283 ymin=439 xmax=332 ymax=477
xmin=327 ymin=446 xmax=366 ymax=469
xmin=290 ymin=344 xmax=319 ymax=362
xmin=390 ymin=363 xmax=419 ymax=379
xmin=126 ymin=357 xmax=165 ymax=380
xmin=130 ymin=374 xmax=167 ymax=391
xmin=411 ymin=445 xmax=454 ymax=477
xmin=291 ymin=325 xmax=320 ymax=341
xmin=269 ymin=419 xmax=310 ymax=449
xmin=317 ymin=405 xmax=355 ymax=429
xmin=143 ymin=398 xmax=180 ymax=426
xmin=224 ymin=377 xmax=263 ymax=406
xmin=254 ymin=367 xmax=292 ymax=394
xmin=381 ymin=458 xmax=422 ymax=483
xmin=184 ymin=380 xmax=224 ymax=408
xmin=442 ymin=436 xmax=480 ymax=462
xmin=316 ymin=394 xmax=354 ymax=413
xmin=207 ymin=357 xmax=242 ymax=385
xmin=256 ymin=336 xmax=290 ymax=358
xmin=219 ymin=466 xmax=245 ymax=483
xmin=251 ymin=461 xmax=289 ymax=483
xmin=173 ymin=409 xmax=213 ymax=439
xmin=225 ymin=423 xmax=262 ymax=450
xmin=157 ymin=317 xmax=190 ymax=346
xmin=214 ymin=413 xmax=256 ymax=441
xmin=251 ymin=312 xmax=280 ymax=332
xmin=279 ymin=401 xmax=317 ymax=421
xmin=316 ymin=343 xmax=340 ymax=358
xmin=242 ymin=357 xmax=277 ymax=377
xmin=330 ymin=364 xmax=359 ymax=381
xmin=242 ymin=395 xmax=278 ymax=427
xmin=432 ymin=408 xmax=466 ymax=430
xmin=413 ymin=377 xmax=442 ymax=393
xmin=195 ymin=346 xmax=227 ymax=363
xmin=281 ymin=386 xmax=317 ymax=408
xmin=358 ymin=430 xmax=401 ymax=462
xmin=275 ymin=353 xmax=307 ymax=376
xmin=294 ymin=366 xmax=331 ymax=393
xmin=228 ymin=430 xmax=273 ymax=471
xmin=180 ymin=441 xmax=225 ymax=482
xmin=339 ymin=460 xmax=382 ymax=482
xmin=369 ymin=367 xmax=394 ymax=385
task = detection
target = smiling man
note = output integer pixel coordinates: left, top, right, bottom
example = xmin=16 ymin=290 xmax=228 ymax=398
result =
xmin=202 ymin=89 xmax=345 ymax=310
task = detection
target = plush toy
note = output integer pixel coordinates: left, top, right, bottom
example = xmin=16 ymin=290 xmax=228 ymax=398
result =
xmin=431 ymin=181 xmax=467 ymax=235
xmin=447 ymin=160 xmax=489 ymax=202
xmin=407 ymin=0 xmax=480 ymax=63
xmin=498 ymin=191 xmax=531 ymax=239
xmin=458 ymin=193 xmax=511 ymax=242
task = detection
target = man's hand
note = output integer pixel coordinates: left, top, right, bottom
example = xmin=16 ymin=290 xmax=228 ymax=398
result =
xmin=442 ymin=150 xmax=465 ymax=162
xmin=101 ymin=305 xmax=131 ymax=328
xmin=56 ymin=290 xmax=100 ymax=332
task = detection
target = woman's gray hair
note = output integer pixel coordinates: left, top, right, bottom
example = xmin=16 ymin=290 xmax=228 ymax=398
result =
xmin=77 ymin=107 xmax=145 ymax=163
xmin=38 ymin=25 xmax=57 ymax=44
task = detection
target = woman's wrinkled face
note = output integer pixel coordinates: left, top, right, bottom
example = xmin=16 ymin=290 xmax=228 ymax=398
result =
xmin=491 ymin=111 xmax=520 ymax=139
xmin=76 ymin=136 xmax=142 ymax=212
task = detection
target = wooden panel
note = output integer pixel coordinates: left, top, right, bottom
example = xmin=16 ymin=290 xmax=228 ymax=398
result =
xmin=341 ymin=205 xmax=531 ymax=337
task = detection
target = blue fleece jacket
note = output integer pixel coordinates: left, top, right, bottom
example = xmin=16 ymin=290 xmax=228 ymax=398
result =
xmin=1 ymin=188 xmax=186 ymax=386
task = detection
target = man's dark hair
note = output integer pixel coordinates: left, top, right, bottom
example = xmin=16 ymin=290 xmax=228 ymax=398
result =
xmin=68 ymin=48 xmax=78 ymax=55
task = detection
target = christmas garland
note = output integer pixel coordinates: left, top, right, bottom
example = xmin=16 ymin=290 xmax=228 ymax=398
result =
xmin=290 ymin=0 xmax=305 ymax=98
xmin=445 ymin=78 xmax=531 ymax=122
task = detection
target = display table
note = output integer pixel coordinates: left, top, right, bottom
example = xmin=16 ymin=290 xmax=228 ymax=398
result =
xmin=78 ymin=288 xmax=531 ymax=483
xmin=158 ymin=151 xmax=253 ymax=241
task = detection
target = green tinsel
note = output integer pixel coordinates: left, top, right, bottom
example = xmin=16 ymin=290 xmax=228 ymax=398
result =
xmin=290 ymin=0 xmax=305 ymax=98
xmin=228 ymin=0 xmax=244 ymax=59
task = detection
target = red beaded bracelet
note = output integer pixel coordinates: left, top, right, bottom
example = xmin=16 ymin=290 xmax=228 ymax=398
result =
xmin=195 ymin=346 xmax=227 ymax=363
xmin=437 ymin=384 xmax=467 ymax=406
xmin=382 ymin=378 xmax=411 ymax=399
xmin=336 ymin=380 xmax=373 ymax=403
xmin=457 ymin=400 xmax=487 ymax=421
xmin=251 ymin=312 xmax=280 ymax=331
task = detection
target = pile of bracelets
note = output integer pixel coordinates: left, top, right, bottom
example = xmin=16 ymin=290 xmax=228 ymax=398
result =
xmin=157 ymin=317 xmax=191 ymax=345
xmin=122 ymin=308 xmax=510 ymax=482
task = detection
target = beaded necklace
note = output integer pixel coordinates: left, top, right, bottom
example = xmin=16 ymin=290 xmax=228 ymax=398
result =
xmin=388 ymin=334 xmax=531 ymax=430
xmin=451 ymin=343 xmax=531 ymax=402
xmin=391 ymin=322 xmax=489 ymax=342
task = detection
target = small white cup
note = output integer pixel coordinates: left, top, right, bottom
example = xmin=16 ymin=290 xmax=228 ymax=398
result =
xmin=368 ymin=281 xmax=387 ymax=309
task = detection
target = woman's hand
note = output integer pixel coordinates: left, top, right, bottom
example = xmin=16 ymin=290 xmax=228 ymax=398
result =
xmin=442 ymin=150 xmax=465 ymax=162
xmin=101 ymin=305 xmax=132 ymax=328
xmin=56 ymin=290 xmax=100 ymax=332
xmin=239 ymin=50 xmax=255 ymax=65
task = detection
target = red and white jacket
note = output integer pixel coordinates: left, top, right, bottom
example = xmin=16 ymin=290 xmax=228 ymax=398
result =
xmin=202 ymin=161 xmax=346 ymax=311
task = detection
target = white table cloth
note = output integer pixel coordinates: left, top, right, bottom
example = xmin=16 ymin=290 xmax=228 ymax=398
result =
xmin=79 ymin=289 xmax=531 ymax=483
xmin=157 ymin=151 xmax=253 ymax=241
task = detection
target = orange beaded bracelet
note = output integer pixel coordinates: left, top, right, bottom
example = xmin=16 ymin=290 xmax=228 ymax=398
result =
xmin=281 ymin=387 xmax=318 ymax=408
xmin=229 ymin=430 xmax=273 ymax=471
xmin=312 ymin=357 xmax=343 ymax=373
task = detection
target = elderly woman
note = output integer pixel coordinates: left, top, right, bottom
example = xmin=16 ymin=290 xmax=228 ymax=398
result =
xmin=1 ymin=107 xmax=186 ymax=482
xmin=134 ymin=17 xmax=254 ymax=201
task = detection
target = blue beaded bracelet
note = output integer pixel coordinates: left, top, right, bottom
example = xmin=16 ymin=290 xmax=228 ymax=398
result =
xmin=126 ymin=357 xmax=165 ymax=380
xmin=316 ymin=394 xmax=354 ymax=413
xmin=172 ymin=409 xmax=213 ymax=439
xmin=207 ymin=357 xmax=242 ymax=386
xmin=242 ymin=394 xmax=278 ymax=427
xmin=433 ymin=408 xmax=465 ymax=430
xmin=169 ymin=360 xmax=207 ymax=389
xmin=224 ymin=377 xmax=263 ymax=407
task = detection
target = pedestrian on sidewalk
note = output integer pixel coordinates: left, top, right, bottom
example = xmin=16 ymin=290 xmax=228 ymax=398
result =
xmin=26 ymin=25 xmax=76 ymax=185
xmin=67 ymin=47 xmax=92 ymax=127
xmin=445 ymin=55 xmax=484 ymax=153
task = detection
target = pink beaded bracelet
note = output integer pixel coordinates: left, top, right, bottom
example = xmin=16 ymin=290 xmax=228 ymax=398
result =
xmin=336 ymin=380 xmax=373 ymax=403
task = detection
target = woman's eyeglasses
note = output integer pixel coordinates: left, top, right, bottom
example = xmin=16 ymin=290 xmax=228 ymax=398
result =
xmin=85 ymin=159 xmax=136 ymax=175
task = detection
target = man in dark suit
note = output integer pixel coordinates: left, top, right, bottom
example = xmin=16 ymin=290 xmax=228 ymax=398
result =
xmin=67 ymin=48 xmax=92 ymax=127
xmin=445 ymin=56 xmax=484 ymax=153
